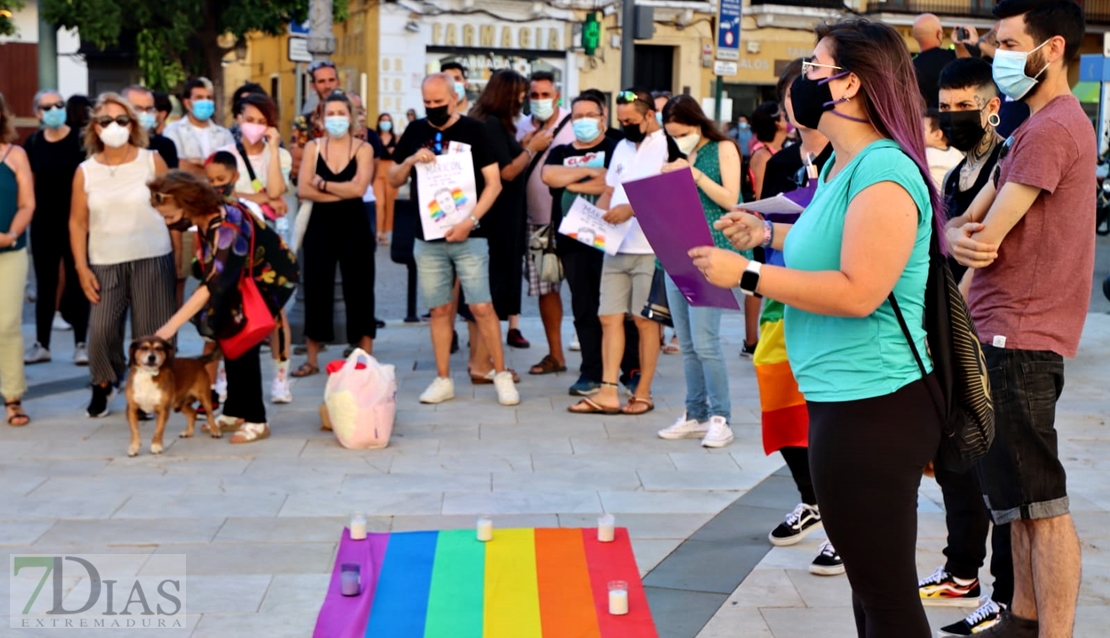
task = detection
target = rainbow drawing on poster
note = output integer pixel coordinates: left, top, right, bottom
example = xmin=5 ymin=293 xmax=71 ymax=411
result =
xmin=427 ymin=188 xmax=469 ymax=222
xmin=566 ymin=230 xmax=607 ymax=251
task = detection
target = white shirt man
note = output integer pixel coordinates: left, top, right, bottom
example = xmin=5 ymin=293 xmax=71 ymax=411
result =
xmin=164 ymin=78 xmax=234 ymax=175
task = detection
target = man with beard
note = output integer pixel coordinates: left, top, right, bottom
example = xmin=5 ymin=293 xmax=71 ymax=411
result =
xmin=947 ymin=1 xmax=1093 ymax=636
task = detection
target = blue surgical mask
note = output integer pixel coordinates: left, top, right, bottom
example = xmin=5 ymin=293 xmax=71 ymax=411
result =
xmin=530 ymin=99 xmax=554 ymax=122
xmin=138 ymin=112 xmax=157 ymax=131
xmin=454 ymin=82 xmax=467 ymax=104
xmin=572 ymin=118 xmax=600 ymax=143
xmin=992 ymin=40 xmax=1050 ymax=101
xmin=655 ymin=112 xmax=663 ymax=126
xmin=325 ymin=116 xmax=350 ymax=138
xmin=380 ymin=121 xmax=393 ymax=132
xmin=42 ymin=108 xmax=67 ymax=129
xmin=191 ymin=99 xmax=215 ymax=121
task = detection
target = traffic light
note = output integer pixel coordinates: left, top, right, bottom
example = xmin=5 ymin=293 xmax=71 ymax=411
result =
xmin=583 ymin=12 xmax=600 ymax=56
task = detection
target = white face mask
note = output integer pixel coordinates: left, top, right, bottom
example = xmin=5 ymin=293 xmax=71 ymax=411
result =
xmin=674 ymin=132 xmax=701 ymax=156
xmin=98 ymin=122 xmax=131 ymax=149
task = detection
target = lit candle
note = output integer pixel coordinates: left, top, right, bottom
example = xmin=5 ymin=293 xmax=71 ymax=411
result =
xmin=598 ymin=514 xmax=615 ymax=543
xmin=341 ymin=563 xmax=360 ymax=597
xmin=350 ymin=513 xmax=367 ymax=541
xmin=477 ymin=516 xmax=494 ymax=542
xmin=608 ymin=581 xmax=629 ymax=615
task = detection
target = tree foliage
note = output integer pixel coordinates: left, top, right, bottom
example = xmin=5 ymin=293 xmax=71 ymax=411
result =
xmin=42 ymin=0 xmax=347 ymax=94
xmin=0 ymin=0 xmax=24 ymax=37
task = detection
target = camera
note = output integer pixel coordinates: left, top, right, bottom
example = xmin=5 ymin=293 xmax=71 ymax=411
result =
xmin=955 ymin=27 xmax=969 ymax=41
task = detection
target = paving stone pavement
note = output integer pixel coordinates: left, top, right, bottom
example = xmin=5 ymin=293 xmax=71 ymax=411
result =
xmin=4 ymin=310 xmax=1110 ymax=637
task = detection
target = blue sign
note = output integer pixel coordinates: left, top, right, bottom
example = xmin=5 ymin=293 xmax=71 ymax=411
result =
xmin=717 ymin=0 xmax=741 ymax=60
xmin=290 ymin=19 xmax=311 ymax=36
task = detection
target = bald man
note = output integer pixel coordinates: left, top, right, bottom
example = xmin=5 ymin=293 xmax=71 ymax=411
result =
xmin=912 ymin=13 xmax=956 ymax=109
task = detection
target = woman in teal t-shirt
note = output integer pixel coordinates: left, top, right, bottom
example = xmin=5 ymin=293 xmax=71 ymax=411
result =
xmin=690 ymin=20 xmax=944 ymax=638
xmin=654 ymin=94 xmax=743 ymax=449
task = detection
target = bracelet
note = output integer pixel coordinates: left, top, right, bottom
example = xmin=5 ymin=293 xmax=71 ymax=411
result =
xmin=761 ymin=220 xmax=774 ymax=248
xmin=525 ymin=148 xmax=536 ymax=160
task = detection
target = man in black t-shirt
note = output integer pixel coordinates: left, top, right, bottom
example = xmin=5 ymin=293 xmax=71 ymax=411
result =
xmin=389 ymin=73 xmax=518 ymax=407
xmin=912 ymin=14 xmax=957 ymax=110
xmin=122 ymin=85 xmax=179 ymax=169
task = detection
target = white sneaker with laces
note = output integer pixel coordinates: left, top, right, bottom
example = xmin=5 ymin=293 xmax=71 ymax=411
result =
xmin=657 ymin=413 xmax=709 ymax=440
xmin=271 ymin=378 xmax=293 ymax=404
xmin=420 ymin=377 xmax=456 ymax=404
xmin=493 ymin=371 xmax=520 ymax=406
xmin=24 ymin=342 xmax=51 ymax=364
xmin=73 ymin=343 xmax=89 ymax=366
xmin=700 ymin=416 xmax=734 ymax=448
xmin=569 ymin=333 xmax=581 ymax=351
xmin=52 ymin=311 xmax=72 ymax=332
xmin=214 ymin=366 xmax=228 ymax=402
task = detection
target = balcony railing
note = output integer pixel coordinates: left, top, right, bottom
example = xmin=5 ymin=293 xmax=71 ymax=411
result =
xmin=749 ymin=0 xmax=847 ymax=9
xmin=864 ymin=0 xmax=1110 ymax=24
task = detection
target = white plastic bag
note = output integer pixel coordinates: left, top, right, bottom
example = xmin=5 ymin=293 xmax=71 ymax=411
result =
xmin=324 ymin=349 xmax=397 ymax=449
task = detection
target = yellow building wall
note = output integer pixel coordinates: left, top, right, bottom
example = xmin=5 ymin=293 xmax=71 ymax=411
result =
xmin=247 ymin=32 xmax=302 ymax=140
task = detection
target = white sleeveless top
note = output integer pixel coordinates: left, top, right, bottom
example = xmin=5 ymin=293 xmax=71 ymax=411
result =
xmin=81 ymin=148 xmax=172 ymax=266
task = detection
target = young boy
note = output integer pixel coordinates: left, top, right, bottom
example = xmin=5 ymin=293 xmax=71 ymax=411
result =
xmin=204 ymin=151 xmax=294 ymax=405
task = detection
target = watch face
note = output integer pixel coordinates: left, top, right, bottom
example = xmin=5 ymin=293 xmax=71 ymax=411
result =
xmin=740 ymin=269 xmax=760 ymax=294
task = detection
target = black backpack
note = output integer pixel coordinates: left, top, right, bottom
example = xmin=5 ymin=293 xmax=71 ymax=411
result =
xmin=889 ymin=229 xmax=995 ymax=472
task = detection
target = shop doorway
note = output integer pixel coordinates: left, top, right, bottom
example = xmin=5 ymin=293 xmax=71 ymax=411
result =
xmin=634 ymin=45 xmax=675 ymax=93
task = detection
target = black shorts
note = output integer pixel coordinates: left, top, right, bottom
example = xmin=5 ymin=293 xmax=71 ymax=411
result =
xmin=977 ymin=344 xmax=1069 ymax=524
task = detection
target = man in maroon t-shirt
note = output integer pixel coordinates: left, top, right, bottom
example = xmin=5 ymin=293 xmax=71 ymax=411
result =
xmin=947 ymin=1 xmax=1093 ymax=635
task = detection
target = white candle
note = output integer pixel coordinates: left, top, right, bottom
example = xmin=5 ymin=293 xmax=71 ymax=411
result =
xmin=477 ymin=516 xmax=494 ymax=542
xmin=350 ymin=513 xmax=367 ymax=541
xmin=608 ymin=587 xmax=629 ymax=615
xmin=598 ymin=514 xmax=615 ymax=543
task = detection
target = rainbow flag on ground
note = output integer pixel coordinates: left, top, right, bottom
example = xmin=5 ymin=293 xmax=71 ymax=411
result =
xmin=314 ymin=527 xmax=658 ymax=638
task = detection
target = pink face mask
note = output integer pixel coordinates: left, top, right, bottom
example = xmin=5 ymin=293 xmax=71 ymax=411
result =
xmin=240 ymin=122 xmax=267 ymax=145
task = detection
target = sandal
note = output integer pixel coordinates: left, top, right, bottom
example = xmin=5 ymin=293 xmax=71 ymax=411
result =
xmin=202 ymin=415 xmax=243 ymax=435
xmin=663 ymin=338 xmax=681 ymax=355
xmin=621 ymin=396 xmax=655 ymax=415
xmin=469 ymin=368 xmax=520 ymax=384
xmin=291 ymin=362 xmax=320 ymax=378
xmin=5 ymin=400 xmax=30 ymax=427
xmin=230 ymin=422 xmax=271 ymax=444
xmin=567 ymin=397 xmax=622 ymax=415
xmin=529 ymin=355 xmax=567 ymax=375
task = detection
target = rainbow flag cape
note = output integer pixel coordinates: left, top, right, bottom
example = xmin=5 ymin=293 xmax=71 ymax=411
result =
xmin=314 ymin=527 xmax=658 ymax=638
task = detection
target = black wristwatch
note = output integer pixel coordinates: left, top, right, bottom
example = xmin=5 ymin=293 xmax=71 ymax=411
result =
xmin=739 ymin=261 xmax=762 ymax=296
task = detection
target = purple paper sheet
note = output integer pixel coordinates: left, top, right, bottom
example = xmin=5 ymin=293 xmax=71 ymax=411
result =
xmin=312 ymin=529 xmax=391 ymax=638
xmin=622 ymin=171 xmax=740 ymax=310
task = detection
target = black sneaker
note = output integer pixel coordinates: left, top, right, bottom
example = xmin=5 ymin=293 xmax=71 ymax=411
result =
xmin=375 ymin=318 xmax=386 ymax=329
xmin=809 ymin=540 xmax=845 ymax=576
xmin=769 ymin=502 xmax=822 ymax=546
xmin=938 ymin=599 xmax=1005 ymax=637
xmin=620 ymin=370 xmax=641 ymax=397
xmin=507 ymin=328 xmax=530 ymax=349
xmin=918 ymin=566 xmax=982 ymax=607
xmin=86 ymin=384 xmax=117 ymax=419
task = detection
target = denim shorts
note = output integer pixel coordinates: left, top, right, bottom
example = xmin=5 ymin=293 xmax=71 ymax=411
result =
xmin=413 ymin=238 xmax=491 ymax=310
xmin=976 ymin=344 xmax=1069 ymax=525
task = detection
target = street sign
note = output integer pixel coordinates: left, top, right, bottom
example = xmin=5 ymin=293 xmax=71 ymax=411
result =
xmin=288 ymin=37 xmax=312 ymax=63
xmin=290 ymin=20 xmax=310 ymax=36
xmin=717 ymin=0 xmax=741 ymax=61
xmin=713 ymin=60 xmax=737 ymax=77
xmin=1080 ymin=54 xmax=1110 ymax=83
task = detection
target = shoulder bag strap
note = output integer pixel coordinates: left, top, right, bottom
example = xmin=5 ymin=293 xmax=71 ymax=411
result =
xmin=236 ymin=140 xmax=263 ymax=193
xmin=525 ymin=114 xmax=572 ymax=180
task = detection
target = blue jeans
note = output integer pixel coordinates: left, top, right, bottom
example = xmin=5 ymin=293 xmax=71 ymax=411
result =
xmin=664 ymin=274 xmax=731 ymax=423
xmin=413 ymin=238 xmax=492 ymax=309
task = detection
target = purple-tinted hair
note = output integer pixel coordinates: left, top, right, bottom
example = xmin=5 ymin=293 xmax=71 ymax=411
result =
xmin=816 ymin=20 xmax=946 ymax=245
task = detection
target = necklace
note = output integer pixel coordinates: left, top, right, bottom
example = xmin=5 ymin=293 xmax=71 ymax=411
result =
xmin=103 ymin=147 xmax=133 ymax=178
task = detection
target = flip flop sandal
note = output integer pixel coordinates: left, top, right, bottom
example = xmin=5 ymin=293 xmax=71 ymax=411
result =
xmin=529 ymin=355 xmax=568 ymax=375
xmin=230 ymin=422 xmax=270 ymax=444
xmin=621 ymin=396 xmax=655 ymax=415
xmin=567 ymin=397 xmax=622 ymax=415
xmin=663 ymin=341 xmax=681 ymax=355
xmin=5 ymin=400 xmax=30 ymax=427
xmin=291 ymin=362 xmax=320 ymax=378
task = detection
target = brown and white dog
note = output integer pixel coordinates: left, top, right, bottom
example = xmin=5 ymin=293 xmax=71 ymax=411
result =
xmin=125 ymin=337 xmax=219 ymax=457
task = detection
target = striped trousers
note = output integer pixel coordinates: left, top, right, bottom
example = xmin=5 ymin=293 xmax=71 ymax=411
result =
xmin=88 ymin=253 xmax=176 ymax=386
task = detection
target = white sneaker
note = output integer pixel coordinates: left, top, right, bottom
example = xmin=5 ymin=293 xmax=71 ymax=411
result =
xmin=214 ymin=366 xmax=228 ymax=402
xmin=492 ymin=371 xmax=520 ymax=406
xmin=700 ymin=416 xmax=734 ymax=448
xmin=657 ymin=413 xmax=709 ymax=440
xmin=270 ymin=377 xmax=293 ymax=404
xmin=52 ymin=311 xmax=72 ymax=331
xmin=24 ymin=342 xmax=51 ymax=364
xmin=73 ymin=343 xmax=89 ymax=366
xmin=569 ymin=333 xmax=581 ymax=351
xmin=420 ymin=377 xmax=456 ymax=404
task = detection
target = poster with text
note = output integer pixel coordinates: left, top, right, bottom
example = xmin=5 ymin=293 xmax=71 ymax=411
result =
xmin=558 ymin=196 xmax=632 ymax=256
xmin=415 ymin=152 xmax=477 ymax=241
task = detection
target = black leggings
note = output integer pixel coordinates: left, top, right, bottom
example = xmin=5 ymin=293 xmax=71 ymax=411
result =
xmin=223 ymin=344 xmax=265 ymax=424
xmin=808 ymin=377 xmax=941 ymax=638
xmin=302 ymin=200 xmax=376 ymax=344
xmin=30 ymin=222 xmax=88 ymax=349
xmin=781 ymin=446 xmax=817 ymax=506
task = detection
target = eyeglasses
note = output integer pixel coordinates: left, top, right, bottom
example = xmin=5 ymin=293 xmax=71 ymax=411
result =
xmin=39 ymin=102 xmax=66 ymax=112
xmin=992 ymin=135 xmax=1015 ymax=188
xmin=801 ymin=58 xmax=844 ymax=75
xmin=150 ymin=192 xmax=173 ymax=206
xmin=95 ymin=115 xmax=132 ymax=127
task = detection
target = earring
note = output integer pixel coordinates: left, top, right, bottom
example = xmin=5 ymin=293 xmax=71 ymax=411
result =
xmin=987 ymin=113 xmax=1001 ymax=127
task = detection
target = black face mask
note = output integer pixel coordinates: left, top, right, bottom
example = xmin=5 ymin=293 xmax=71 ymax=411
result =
xmin=166 ymin=217 xmax=192 ymax=232
xmin=622 ymin=121 xmax=647 ymax=144
xmin=938 ymin=110 xmax=986 ymax=153
xmin=213 ymin=183 xmax=234 ymax=199
xmin=788 ymin=74 xmax=838 ymax=131
xmin=426 ymin=105 xmax=451 ymax=128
